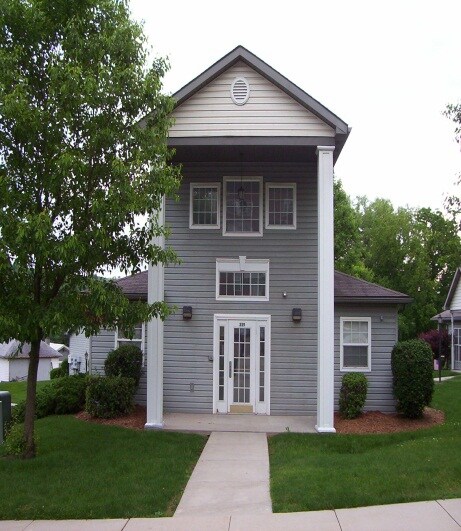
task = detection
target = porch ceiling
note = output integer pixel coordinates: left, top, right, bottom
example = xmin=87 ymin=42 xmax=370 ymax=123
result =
xmin=170 ymin=142 xmax=326 ymax=164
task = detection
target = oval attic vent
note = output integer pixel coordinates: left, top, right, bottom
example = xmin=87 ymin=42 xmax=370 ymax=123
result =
xmin=231 ymin=77 xmax=250 ymax=105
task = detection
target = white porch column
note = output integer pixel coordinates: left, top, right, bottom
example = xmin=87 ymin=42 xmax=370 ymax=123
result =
xmin=145 ymin=198 xmax=165 ymax=429
xmin=316 ymin=146 xmax=336 ymax=433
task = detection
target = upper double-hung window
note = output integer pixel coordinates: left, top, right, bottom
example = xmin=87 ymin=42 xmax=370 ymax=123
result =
xmin=189 ymin=183 xmax=220 ymax=228
xmin=223 ymin=177 xmax=263 ymax=236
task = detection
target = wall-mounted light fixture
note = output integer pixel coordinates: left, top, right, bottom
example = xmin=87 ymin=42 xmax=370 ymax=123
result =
xmin=292 ymin=308 xmax=302 ymax=322
xmin=182 ymin=306 xmax=192 ymax=320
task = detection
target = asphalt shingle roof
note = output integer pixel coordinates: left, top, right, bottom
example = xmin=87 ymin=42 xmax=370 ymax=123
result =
xmin=115 ymin=270 xmax=411 ymax=304
xmin=0 ymin=340 xmax=61 ymax=359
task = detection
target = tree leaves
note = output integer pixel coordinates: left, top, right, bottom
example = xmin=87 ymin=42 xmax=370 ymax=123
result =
xmin=334 ymin=179 xmax=461 ymax=338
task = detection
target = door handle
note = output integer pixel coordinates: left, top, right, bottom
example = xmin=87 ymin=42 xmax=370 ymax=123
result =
xmin=229 ymin=361 xmax=232 ymax=378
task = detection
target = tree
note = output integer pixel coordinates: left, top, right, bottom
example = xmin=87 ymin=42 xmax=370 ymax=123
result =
xmin=353 ymin=198 xmax=461 ymax=338
xmin=444 ymin=103 xmax=461 ymax=224
xmin=333 ymin=178 xmax=363 ymax=275
xmin=0 ymin=0 xmax=180 ymax=457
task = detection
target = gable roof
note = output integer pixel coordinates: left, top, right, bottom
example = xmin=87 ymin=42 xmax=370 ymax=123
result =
xmin=0 ymin=340 xmax=61 ymax=359
xmin=170 ymin=46 xmax=350 ymax=158
xmin=115 ymin=270 xmax=411 ymax=305
xmin=334 ymin=271 xmax=411 ymax=304
xmin=444 ymin=267 xmax=461 ymax=310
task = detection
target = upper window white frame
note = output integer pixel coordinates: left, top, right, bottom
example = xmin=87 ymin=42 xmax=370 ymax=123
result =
xmin=223 ymin=176 xmax=263 ymax=237
xmin=265 ymin=183 xmax=297 ymax=229
xmin=216 ymin=257 xmax=269 ymax=301
xmin=115 ymin=322 xmax=146 ymax=365
xmin=340 ymin=317 xmax=371 ymax=372
xmin=189 ymin=183 xmax=221 ymax=229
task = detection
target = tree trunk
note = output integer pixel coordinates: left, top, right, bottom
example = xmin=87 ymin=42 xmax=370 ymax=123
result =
xmin=23 ymin=337 xmax=41 ymax=459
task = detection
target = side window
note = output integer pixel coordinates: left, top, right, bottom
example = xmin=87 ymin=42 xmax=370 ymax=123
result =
xmin=265 ymin=183 xmax=296 ymax=229
xmin=116 ymin=323 xmax=145 ymax=365
xmin=189 ymin=183 xmax=220 ymax=229
xmin=340 ymin=317 xmax=371 ymax=371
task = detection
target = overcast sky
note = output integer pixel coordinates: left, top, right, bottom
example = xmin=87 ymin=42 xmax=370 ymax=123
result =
xmin=130 ymin=0 xmax=460 ymax=212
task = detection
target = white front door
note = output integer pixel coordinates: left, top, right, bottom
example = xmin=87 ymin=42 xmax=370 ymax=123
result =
xmin=214 ymin=315 xmax=270 ymax=414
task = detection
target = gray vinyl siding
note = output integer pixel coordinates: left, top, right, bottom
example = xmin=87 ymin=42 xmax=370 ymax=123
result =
xmin=334 ymin=305 xmax=399 ymax=412
xmin=90 ymin=328 xmax=148 ymax=407
xmin=164 ymin=162 xmax=318 ymax=415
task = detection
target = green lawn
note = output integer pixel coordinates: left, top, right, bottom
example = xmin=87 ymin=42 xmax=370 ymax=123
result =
xmin=0 ymin=416 xmax=206 ymax=519
xmin=0 ymin=380 xmax=49 ymax=403
xmin=433 ymin=369 xmax=459 ymax=378
xmin=269 ymin=375 xmax=461 ymax=512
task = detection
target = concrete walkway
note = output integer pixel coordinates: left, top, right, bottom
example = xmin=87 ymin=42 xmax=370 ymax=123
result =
xmin=174 ymin=432 xmax=272 ymax=516
xmin=2 ymin=499 xmax=461 ymax=529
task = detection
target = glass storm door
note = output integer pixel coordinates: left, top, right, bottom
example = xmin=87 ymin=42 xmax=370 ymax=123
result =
xmin=215 ymin=316 xmax=270 ymax=414
xmin=229 ymin=322 xmax=254 ymax=413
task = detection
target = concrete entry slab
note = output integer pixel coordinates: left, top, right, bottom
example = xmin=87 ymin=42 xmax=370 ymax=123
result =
xmin=163 ymin=413 xmax=316 ymax=434
xmin=174 ymin=431 xmax=272 ymax=517
xmin=336 ymin=500 xmax=460 ymax=531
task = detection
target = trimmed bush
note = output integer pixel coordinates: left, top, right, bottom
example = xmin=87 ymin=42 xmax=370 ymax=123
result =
xmin=50 ymin=367 xmax=61 ymax=379
xmin=391 ymin=339 xmax=434 ymax=419
xmin=12 ymin=375 xmax=88 ymax=423
xmin=53 ymin=375 xmax=88 ymax=414
xmin=339 ymin=372 xmax=368 ymax=419
xmin=50 ymin=358 xmax=69 ymax=379
xmin=85 ymin=376 xmax=135 ymax=419
xmin=105 ymin=345 xmax=143 ymax=386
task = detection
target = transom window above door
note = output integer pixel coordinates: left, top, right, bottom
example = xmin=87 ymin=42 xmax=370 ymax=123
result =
xmin=223 ymin=177 xmax=263 ymax=236
xmin=216 ymin=258 xmax=269 ymax=301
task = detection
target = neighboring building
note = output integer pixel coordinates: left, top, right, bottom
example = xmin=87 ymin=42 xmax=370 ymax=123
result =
xmin=432 ymin=267 xmax=461 ymax=370
xmin=0 ymin=340 xmax=61 ymax=382
xmin=68 ymin=332 xmax=91 ymax=374
xmin=82 ymin=46 xmax=411 ymax=431
xmin=49 ymin=343 xmax=70 ymax=360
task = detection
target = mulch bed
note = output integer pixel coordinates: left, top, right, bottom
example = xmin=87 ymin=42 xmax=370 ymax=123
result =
xmin=76 ymin=405 xmax=445 ymax=434
xmin=334 ymin=407 xmax=444 ymax=434
xmin=75 ymin=405 xmax=147 ymax=430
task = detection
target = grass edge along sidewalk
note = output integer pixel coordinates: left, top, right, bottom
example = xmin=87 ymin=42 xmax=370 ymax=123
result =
xmin=269 ymin=375 xmax=461 ymax=513
xmin=0 ymin=415 xmax=206 ymax=520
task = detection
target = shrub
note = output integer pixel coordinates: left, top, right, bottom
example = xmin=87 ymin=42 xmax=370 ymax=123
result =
xmin=105 ymin=345 xmax=143 ymax=386
xmin=12 ymin=375 xmax=88 ymax=423
xmin=50 ymin=358 xmax=69 ymax=379
xmin=53 ymin=375 xmax=88 ymax=414
xmin=85 ymin=376 xmax=135 ymax=419
xmin=391 ymin=339 xmax=434 ymax=419
xmin=339 ymin=372 xmax=368 ymax=419
xmin=419 ymin=329 xmax=450 ymax=362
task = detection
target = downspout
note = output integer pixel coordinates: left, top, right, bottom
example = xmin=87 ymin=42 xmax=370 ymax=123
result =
xmin=451 ymin=310 xmax=454 ymax=371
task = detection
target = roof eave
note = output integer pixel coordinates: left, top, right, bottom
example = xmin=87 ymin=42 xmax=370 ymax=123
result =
xmin=335 ymin=296 xmax=412 ymax=305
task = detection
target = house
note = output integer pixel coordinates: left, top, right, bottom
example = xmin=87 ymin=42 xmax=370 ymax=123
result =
xmin=0 ymin=340 xmax=61 ymax=382
xmin=433 ymin=267 xmax=461 ymax=370
xmin=68 ymin=333 xmax=91 ymax=374
xmin=49 ymin=343 xmax=70 ymax=361
xmin=83 ymin=46 xmax=411 ymax=432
